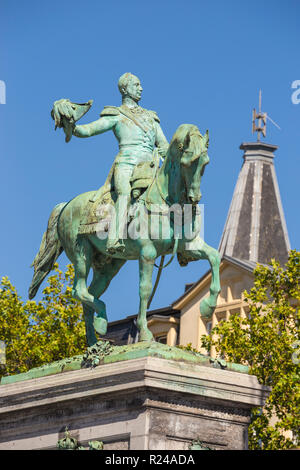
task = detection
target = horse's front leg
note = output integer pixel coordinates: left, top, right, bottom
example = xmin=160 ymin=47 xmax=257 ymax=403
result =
xmin=199 ymin=241 xmax=221 ymax=319
xmin=137 ymin=245 xmax=156 ymax=342
xmin=182 ymin=237 xmax=221 ymax=319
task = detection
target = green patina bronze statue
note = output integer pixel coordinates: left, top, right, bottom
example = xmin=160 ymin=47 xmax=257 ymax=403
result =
xmin=29 ymin=73 xmax=221 ymax=347
xmin=51 ymin=73 xmax=169 ymax=255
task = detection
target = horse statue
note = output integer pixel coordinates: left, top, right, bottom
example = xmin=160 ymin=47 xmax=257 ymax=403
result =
xmin=29 ymin=124 xmax=221 ymax=346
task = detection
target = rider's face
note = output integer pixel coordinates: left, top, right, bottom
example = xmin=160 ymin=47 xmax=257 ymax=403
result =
xmin=124 ymin=77 xmax=143 ymax=103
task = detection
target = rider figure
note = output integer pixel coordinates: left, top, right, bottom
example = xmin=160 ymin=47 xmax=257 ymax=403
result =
xmin=72 ymin=73 xmax=169 ymax=254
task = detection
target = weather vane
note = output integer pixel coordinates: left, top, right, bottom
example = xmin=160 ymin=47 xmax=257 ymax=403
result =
xmin=252 ymin=89 xmax=280 ymax=141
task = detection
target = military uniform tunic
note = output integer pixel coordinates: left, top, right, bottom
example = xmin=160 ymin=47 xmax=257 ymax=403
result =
xmin=74 ymin=104 xmax=168 ymax=168
xmin=73 ymin=104 xmax=169 ymax=247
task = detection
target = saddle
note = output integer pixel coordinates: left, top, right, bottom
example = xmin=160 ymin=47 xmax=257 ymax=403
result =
xmin=130 ymin=160 xmax=156 ymax=198
xmin=77 ymin=161 xmax=157 ymax=235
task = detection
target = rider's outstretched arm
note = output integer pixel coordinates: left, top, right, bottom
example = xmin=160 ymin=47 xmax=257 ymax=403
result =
xmin=73 ymin=115 xmax=117 ymax=138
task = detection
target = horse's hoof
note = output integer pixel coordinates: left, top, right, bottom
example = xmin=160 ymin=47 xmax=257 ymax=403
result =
xmin=200 ymin=298 xmax=216 ymax=319
xmin=94 ymin=316 xmax=108 ymax=335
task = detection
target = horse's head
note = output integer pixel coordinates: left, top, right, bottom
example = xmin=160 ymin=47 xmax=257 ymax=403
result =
xmin=170 ymin=124 xmax=210 ymax=204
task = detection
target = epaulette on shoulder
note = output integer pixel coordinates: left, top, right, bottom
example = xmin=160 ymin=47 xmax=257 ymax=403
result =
xmin=147 ymin=109 xmax=160 ymax=123
xmin=100 ymin=106 xmax=120 ymax=117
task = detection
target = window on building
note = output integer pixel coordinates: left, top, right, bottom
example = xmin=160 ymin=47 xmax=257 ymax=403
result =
xmin=156 ymin=335 xmax=167 ymax=344
xmin=206 ymin=321 xmax=212 ymax=335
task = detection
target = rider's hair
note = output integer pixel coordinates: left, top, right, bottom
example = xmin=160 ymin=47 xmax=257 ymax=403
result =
xmin=118 ymin=73 xmax=137 ymax=95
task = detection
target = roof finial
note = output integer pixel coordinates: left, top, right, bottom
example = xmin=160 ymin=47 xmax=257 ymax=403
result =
xmin=252 ymin=90 xmax=267 ymax=141
xmin=252 ymin=90 xmax=281 ymax=142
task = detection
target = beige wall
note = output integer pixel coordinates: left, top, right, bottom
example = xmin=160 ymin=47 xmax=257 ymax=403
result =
xmin=145 ymin=261 xmax=254 ymax=354
xmin=174 ymin=262 xmax=254 ymax=355
xmin=148 ymin=316 xmax=179 ymax=346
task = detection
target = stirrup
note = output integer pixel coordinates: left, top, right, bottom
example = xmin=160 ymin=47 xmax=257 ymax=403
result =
xmin=106 ymin=239 xmax=125 ymax=255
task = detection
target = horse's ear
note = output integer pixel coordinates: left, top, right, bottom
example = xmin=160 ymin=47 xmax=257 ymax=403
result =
xmin=183 ymin=131 xmax=190 ymax=148
xmin=181 ymin=128 xmax=202 ymax=166
xmin=204 ymin=129 xmax=209 ymax=148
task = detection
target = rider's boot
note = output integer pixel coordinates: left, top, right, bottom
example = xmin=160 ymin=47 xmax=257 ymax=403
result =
xmin=106 ymin=196 xmax=127 ymax=255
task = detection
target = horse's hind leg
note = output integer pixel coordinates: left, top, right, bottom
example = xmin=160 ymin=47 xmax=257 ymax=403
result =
xmin=72 ymin=237 xmax=107 ymax=336
xmin=83 ymin=303 xmax=98 ymax=346
xmin=83 ymin=258 xmax=126 ymax=346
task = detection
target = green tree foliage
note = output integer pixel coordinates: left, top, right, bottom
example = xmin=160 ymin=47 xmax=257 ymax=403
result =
xmin=0 ymin=263 xmax=86 ymax=381
xmin=201 ymin=250 xmax=300 ymax=449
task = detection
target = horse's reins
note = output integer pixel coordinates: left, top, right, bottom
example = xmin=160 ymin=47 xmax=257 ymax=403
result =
xmin=143 ymin=160 xmax=180 ymax=308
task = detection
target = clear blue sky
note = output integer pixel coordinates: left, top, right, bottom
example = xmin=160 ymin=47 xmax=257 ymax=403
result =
xmin=1 ymin=0 xmax=299 ymax=322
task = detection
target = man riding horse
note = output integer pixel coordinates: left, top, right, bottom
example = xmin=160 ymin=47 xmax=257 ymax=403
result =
xmin=53 ymin=73 xmax=169 ymax=254
xmin=30 ymin=75 xmax=221 ymax=346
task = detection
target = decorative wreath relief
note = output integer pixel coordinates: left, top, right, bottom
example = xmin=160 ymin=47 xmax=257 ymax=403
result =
xmin=189 ymin=439 xmax=212 ymax=450
xmin=81 ymin=340 xmax=114 ymax=368
xmin=57 ymin=427 xmax=103 ymax=450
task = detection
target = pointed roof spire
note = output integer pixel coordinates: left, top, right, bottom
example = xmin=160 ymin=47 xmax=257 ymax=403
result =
xmin=219 ymin=97 xmax=290 ymax=266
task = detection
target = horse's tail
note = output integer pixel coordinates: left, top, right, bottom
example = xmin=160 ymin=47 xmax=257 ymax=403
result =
xmin=28 ymin=202 xmax=67 ymax=299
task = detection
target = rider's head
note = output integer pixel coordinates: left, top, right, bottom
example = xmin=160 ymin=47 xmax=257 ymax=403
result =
xmin=118 ymin=73 xmax=143 ymax=103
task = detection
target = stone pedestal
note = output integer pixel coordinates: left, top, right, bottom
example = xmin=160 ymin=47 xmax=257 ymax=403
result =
xmin=0 ymin=345 xmax=269 ymax=450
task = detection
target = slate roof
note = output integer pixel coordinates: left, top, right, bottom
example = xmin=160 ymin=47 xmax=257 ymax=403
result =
xmin=219 ymin=141 xmax=290 ymax=265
